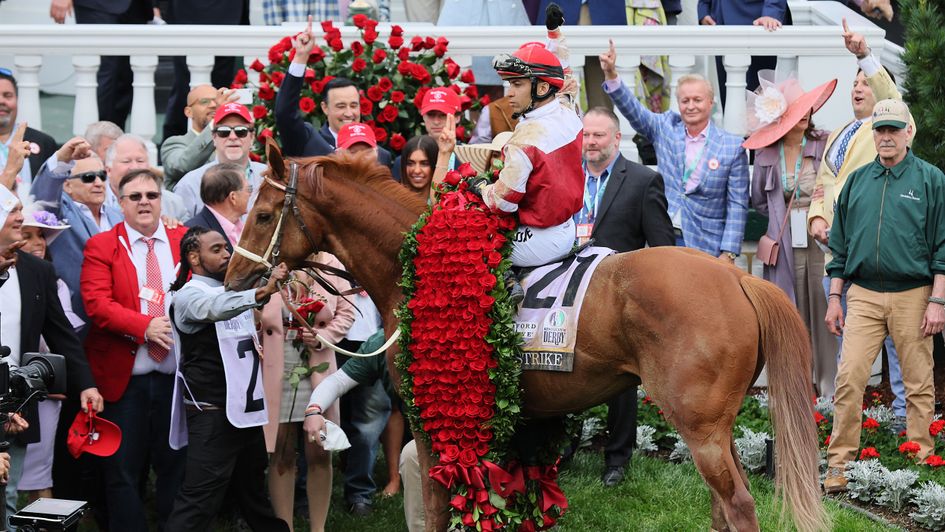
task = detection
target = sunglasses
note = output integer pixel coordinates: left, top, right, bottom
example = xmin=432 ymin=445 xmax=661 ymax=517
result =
xmin=70 ymin=170 xmax=107 ymax=184
xmin=0 ymin=67 xmax=12 ymax=76
xmin=121 ymin=191 xmax=162 ymax=202
xmin=213 ymin=126 xmax=251 ymax=139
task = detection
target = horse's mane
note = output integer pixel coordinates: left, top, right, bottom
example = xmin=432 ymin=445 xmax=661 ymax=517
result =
xmin=295 ymin=152 xmax=427 ymax=216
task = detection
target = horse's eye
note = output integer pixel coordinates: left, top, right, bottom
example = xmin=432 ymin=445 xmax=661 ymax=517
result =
xmin=256 ymin=212 xmax=273 ymax=223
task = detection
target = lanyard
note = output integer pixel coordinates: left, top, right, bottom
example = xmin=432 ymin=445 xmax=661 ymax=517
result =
xmin=682 ymin=144 xmax=705 ymax=188
xmin=582 ymin=170 xmax=610 ymax=223
xmin=779 ymin=138 xmax=807 ymax=201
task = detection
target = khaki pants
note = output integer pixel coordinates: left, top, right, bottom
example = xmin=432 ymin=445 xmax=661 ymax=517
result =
xmin=827 ymin=284 xmax=936 ymax=468
xmin=400 ymin=440 xmax=424 ymax=532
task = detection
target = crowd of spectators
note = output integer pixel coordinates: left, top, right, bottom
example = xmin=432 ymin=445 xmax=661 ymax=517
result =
xmin=0 ymin=0 xmax=931 ymax=530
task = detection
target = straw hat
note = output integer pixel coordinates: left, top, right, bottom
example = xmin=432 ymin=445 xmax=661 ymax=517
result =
xmin=22 ymin=204 xmax=70 ymax=245
xmin=454 ymin=132 xmax=514 ymax=175
xmin=742 ymin=71 xmax=837 ymax=150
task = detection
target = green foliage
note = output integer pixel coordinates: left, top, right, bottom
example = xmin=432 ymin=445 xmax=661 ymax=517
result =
xmin=902 ymin=0 xmax=945 ymax=169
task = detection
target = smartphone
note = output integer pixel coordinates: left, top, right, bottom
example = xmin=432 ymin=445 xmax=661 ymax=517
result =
xmin=234 ymin=88 xmax=254 ymax=105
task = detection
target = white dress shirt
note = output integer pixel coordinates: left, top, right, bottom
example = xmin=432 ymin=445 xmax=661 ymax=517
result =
xmin=0 ymin=267 xmax=22 ymax=368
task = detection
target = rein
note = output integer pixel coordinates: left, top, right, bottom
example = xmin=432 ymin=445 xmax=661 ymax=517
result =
xmin=234 ymin=160 xmax=397 ymax=356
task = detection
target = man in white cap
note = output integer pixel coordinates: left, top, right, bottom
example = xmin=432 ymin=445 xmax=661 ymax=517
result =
xmin=823 ymin=99 xmax=944 ymax=493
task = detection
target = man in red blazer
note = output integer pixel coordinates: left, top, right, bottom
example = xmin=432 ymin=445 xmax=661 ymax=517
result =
xmin=81 ymin=168 xmax=187 ymax=532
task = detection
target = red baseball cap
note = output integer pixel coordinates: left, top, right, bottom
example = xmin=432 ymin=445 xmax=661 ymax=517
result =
xmin=420 ymin=87 xmax=461 ymax=116
xmin=67 ymin=409 xmax=122 ymax=458
xmin=337 ymin=123 xmax=377 ymax=150
xmin=213 ymin=102 xmax=252 ymax=124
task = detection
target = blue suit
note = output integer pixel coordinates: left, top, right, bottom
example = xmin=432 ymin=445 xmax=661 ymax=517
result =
xmin=31 ymin=162 xmax=124 ymax=327
xmin=605 ymin=80 xmax=748 ymax=256
xmin=535 ymin=0 xmax=627 ymax=25
xmin=697 ymin=0 xmax=787 ymax=25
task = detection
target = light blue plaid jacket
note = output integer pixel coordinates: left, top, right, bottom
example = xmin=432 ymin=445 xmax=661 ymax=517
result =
xmin=605 ymin=80 xmax=749 ymax=256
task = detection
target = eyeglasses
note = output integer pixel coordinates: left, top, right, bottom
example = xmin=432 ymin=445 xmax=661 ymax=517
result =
xmin=121 ymin=191 xmax=162 ymax=202
xmin=70 ymin=170 xmax=107 ymax=184
xmin=213 ymin=126 xmax=251 ymax=139
xmin=187 ymin=97 xmax=214 ymax=107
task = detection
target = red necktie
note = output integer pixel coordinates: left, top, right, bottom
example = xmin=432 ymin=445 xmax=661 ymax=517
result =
xmin=144 ymin=238 xmax=168 ymax=362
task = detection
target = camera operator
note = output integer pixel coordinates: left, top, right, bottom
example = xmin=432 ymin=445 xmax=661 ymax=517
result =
xmin=164 ymin=226 xmax=288 ymax=531
xmin=0 ymin=184 xmax=103 ymax=521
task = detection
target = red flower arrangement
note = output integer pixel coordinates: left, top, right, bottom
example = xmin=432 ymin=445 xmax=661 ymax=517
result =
xmin=931 ymin=419 xmax=945 ymax=438
xmin=859 ymin=447 xmax=881 ymax=460
xmin=899 ymin=440 xmax=921 ymax=460
xmin=396 ymin=162 xmax=568 ymax=529
xmin=925 ymin=455 xmax=945 ymax=467
xmin=237 ymin=17 xmax=491 ymax=158
xmin=862 ymin=417 xmax=880 ymax=432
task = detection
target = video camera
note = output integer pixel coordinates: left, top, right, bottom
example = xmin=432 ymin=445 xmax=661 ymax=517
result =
xmin=0 ymin=351 xmax=66 ymax=421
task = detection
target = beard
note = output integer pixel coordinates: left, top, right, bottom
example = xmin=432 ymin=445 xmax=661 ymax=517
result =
xmin=200 ymin=258 xmax=229 ymax=282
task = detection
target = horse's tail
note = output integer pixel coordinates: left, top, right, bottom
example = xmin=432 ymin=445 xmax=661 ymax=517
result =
xmin=739 ymin=275 xmax=829 ymax=532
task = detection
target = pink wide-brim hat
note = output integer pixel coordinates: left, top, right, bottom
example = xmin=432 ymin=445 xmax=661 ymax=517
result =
xmin=742 ymin=78 xmax=837 ymax=150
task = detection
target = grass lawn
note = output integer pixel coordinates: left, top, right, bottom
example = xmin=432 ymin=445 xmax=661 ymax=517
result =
xmin=317 ymin=451 xmax=894 ymax=532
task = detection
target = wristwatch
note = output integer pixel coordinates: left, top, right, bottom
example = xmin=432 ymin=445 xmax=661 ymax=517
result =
xmin=725 ymin=252 xmax=738 ymax=260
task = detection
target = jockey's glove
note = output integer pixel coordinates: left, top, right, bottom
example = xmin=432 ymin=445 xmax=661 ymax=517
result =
xmin=467 ymin=176 xmax=489 ymax=198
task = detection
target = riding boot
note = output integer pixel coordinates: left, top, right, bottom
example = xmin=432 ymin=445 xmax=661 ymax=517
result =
xmin=504 ymin=268 xmax=524 ymax=306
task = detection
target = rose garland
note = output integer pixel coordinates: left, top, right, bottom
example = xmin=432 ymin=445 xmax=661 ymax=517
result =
xmin=236 ymin=16 xmax=488 ymax=159
xmin=396 ymin=163 xmax=568 ymax=531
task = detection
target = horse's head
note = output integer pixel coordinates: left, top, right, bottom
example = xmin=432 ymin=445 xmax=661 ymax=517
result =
xmin=225 ymin=139 xmax=325 ymax=291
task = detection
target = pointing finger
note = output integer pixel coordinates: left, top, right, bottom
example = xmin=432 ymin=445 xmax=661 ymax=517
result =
xmin=306 ymin=14 xmax=313 ymax=35
xmin=842 ymin=17 xmax=850 ymax=35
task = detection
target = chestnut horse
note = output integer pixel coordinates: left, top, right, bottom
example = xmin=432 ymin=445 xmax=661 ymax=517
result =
xmin=224 ymin=147 xmax=827 ymax=532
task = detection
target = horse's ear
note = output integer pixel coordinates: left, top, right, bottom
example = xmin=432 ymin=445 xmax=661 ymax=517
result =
xmin=266 ymin=137 xmax=287 ymax=182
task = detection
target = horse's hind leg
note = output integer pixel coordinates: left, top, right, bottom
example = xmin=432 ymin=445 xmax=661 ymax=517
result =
xmin=680 ymin=427 xmax=759 ymax=531
xmin=709 ymin=440 xmax=754 ymax=531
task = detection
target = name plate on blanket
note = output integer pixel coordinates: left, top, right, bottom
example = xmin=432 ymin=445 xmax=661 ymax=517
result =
xmin=515 ymin=247 xmax=614 ymax=372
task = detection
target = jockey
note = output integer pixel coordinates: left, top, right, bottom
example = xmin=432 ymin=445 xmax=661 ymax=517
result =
xmin=468 ymin=42 xmax=584 ymax=301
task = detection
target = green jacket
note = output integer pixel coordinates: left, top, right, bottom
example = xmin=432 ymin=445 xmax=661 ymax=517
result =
xmin=827 ymin=151 xmax=945 ymax=292
xmin=341 ymin=329 xmax=396 ymax=400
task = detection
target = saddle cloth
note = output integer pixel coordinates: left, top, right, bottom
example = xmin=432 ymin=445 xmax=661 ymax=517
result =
xmin=515 ymin=246 xmax=614 ymax=372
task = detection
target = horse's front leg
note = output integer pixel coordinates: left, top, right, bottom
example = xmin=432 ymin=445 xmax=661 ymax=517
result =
xmin=415 ymin=434 xmax=450 ymax=531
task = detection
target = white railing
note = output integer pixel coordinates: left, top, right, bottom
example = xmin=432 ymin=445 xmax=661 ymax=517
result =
xmin=0 ymin=1 xmax=899 ymax=161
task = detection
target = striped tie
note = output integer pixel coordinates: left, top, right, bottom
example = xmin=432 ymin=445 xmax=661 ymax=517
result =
xmin=144 ymin=238 xmax=168 ymax=362
xmin=833 ymin=120 xmax=863 ymax=171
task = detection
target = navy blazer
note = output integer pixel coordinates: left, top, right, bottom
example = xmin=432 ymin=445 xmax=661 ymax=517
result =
xmin=23 ymin=127 xmax=58 ymax=180
xmin=536 ymin=0 xmax=627 ymax=25
xmin=185 ymin=206 xmax=233 ymax=253
xmin=698 ymin=0 xmax=788 ymax=25
xmin=274 ymin=71 xmax=392 ymax=165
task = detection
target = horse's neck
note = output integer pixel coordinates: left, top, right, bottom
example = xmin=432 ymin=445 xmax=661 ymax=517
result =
xmin=321 ymin=200 xmax=412 ymax=321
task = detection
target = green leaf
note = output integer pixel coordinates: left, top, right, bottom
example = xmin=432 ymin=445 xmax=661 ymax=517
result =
xmin=489 ymin=491 xmax=507 ymax=510
xmin=311 ymin=361 xmax=330 ymax=373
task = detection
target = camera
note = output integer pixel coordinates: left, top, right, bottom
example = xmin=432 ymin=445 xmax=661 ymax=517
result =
xmin=0 ymin=352 xmax=66 ymax=413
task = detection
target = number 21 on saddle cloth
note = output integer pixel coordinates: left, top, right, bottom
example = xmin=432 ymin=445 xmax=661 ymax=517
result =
xmin=514 ymin=246 xmax=614 ymax=372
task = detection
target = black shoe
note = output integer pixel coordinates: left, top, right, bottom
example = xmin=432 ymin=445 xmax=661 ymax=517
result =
xmin=349 ymin=502 xmax=373 ymax=517
xmin=601 ymin=466 xmax=625 ymax=487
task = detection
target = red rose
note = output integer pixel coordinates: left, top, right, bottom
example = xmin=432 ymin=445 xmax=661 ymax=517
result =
xmin=441 ymin=444 xmax=460 ymax=463
xmin=372 ymin=49 xmax=387 ymax=64
xmin=299 ymin=97 xmax=316 ymax=114
xmin=397 ymin=62 xmax=411 ymax=75
xmin=479 ymin=95 xmax=491 ymax=107
xmin=455 ymin=125 xmax=466 ymax=140
xmin=444 ymin=170 xmax=461 ymax=186
xmin=382 ymin=104 xmax=398 ymax=122
xmin=436 ymin=36 xmax=449 ymax=47
xmin=464 ymin=85 xmax=479 ymax=99
xmin=433 ymin=44 xmax=447 ymax=57
xmin=268 ymin=45 xmax=284 ymax=64
xmin=397 ymin=47 xmax=410 ymax=61
xmin=257 ymin=128 xmax=273 ymax=142
xmin=303 ymin=68 xmax=316 ymax=82
xmin=267 ymin=70 xmax=284 ymax=87
xmin=377 ymin=77 xmax=393 ymax=92
xmin=460 ymin=94 xmax=472 ymax=111
xmin=320 ymin=20 xmax=334 ymax=32
xmin=374 ymin=127 xmax=388 ymax=143
xmin=352 ymin=58 xmax=368 ymax=73
xmin=366 ymin=86 xmax=383 ymax=102
xmin=351 ymin=41 xmax=364 ymax=56
xmin=450 ymin=84 xmax=462 ymax=94
xmin=309 ymin=47 xmax=326 ymax=64
xmin=410 ymin=36 xmax=424 ymax=51
xmin=329 ymin=38 xmax=343 ymax=52
xmin=389 ymin=133 xmax=406 ymax=151
xmin=259 ymin=71 xmax=270 ymax=83
xmin=258 ymin=83 xmax=275 ymax=101
xmin=250 ymin=59 xmax=265 ymax=72
xmin=252 ymin=105 xmax=268 ymax=120
xmin=460 ymin=69 xmax=475 ymax=84
xmin=424 ymin=37 xmax=435 ymax=50
xmin=388 ymin=35 xmax=404 ymax=49
xmin=363 ymin=28 xmax=379 ymax=45
xmin=458 ymin=448 xmax=478 ymax=468
xmin=310 ymin=79 xmax=325 ymax=94
xmin=232 ymin=69 xmax=247 ymax=85
xmin=352 ymin=14 xmax=367 ymax=28
xmin=390 ymin=24 xmax=404 ymax=37
xmin=249 ymin=152 xmax=261 ymax=162
xmin=390 ymin=90 xmax=405 ymax=103
xmin=444 ymin=59 xmax=460 ymax=79
xmin=360 ymin=98 xmax=373 ymax=116
xmin=457 ymin=162 xmax=477 ymax=178
xmin=450 ymin=494 xmax=467 ymax=511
